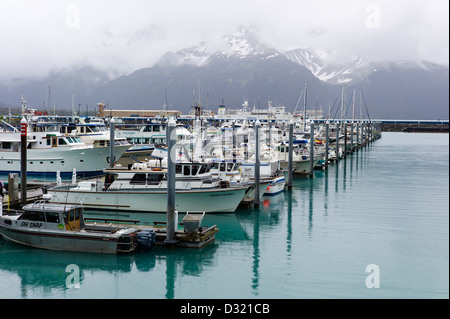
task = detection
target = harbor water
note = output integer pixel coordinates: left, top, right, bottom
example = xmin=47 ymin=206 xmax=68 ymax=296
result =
xmin=0 ymin=132 xmax=448 ymax=299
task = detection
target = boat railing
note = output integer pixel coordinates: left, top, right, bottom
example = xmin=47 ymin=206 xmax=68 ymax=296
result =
xmin=1 ymin=208 xmax=23 ymax=216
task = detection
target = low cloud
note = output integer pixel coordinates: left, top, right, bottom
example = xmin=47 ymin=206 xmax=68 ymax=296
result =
xmin=0 ymin=0 xmax=447 ymax=81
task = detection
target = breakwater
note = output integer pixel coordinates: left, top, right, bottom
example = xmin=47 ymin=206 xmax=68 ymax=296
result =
xmin=380 ymin=121 xmax=449 ymax=132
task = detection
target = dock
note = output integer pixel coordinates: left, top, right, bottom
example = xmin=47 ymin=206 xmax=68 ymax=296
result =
xmin=84 ymin=218 xmax=219 ymax=249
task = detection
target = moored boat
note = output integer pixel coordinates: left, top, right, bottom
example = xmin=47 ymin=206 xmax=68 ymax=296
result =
xmin=264 ymin=175 xmax=286 ymax=195
xmin=0 ymin=201 xmax=139 ymax=253
xmin=46 ymin=162 xmax=251 ymax=213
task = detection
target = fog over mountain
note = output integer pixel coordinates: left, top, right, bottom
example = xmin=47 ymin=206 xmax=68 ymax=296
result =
xmin=1 ymin=0 xmax=449 ymax=121
xmin=0 ymin=24 xmax=447 ymax=120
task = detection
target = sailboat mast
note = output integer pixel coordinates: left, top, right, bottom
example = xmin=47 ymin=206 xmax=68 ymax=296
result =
xmin=352 ymin=89 xmax=355 ymax=123
xmin=303 ymin=83 xmax=307 ymax=132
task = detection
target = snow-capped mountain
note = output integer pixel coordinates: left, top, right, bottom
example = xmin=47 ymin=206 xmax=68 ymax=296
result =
xmin=158 ymin=26 xmax=280 ymax=68
xmin=284 ymin=48 xmax=375 ymax=85
xmin=157 ymin=26 xmax=375 ymax=85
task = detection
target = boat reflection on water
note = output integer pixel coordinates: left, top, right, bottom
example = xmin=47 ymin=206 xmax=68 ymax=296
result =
xmin=0 ymin=210 xmax=248 ymax=298
xmin=0 ymin=235 xmax=220 ymax=298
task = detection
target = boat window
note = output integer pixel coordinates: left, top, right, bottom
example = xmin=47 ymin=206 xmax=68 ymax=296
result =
xmin=2 ymin=142 xmax=11 ymax=149
xmin=175 ymin=164 xmax=182 ymax=174
xmin=191 ymin=165 xmax=199 ymax=175
xmin=199 ymin=164 xmax=207 ymax=174
xmin=227 ymin=163 xmax=233 ymax=172
xmin=220 ymin=163 xmax=226 ymax=172
xmin=211 ymin=162 xmax=219 ymax=169
xmin=147 ymin=173 xmax=163 ymax=185
xmin=58 ymin=138 xmax=67 ymax=145
xmin=153 ymin=126 xmax=160 ymax=132
xmin=74 ymin=208 xmax=81 ymax=221
xmin=130 ymin=173 xmax=146 ymax=185
xmin=205 ymin=163 xmax=211 ymax=173
xmin=68 ymin=210 xmax=74 ymax=222
xmin=18 ymin=211 xmax=45 ymax=222
xmin=45 ymin=212 xmax=60 ymax=223
xmin=183 ymin=165 xmax=191 ymax=176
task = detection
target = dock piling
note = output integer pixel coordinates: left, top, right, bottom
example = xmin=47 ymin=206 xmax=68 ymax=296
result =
xmin=109 ymin=117 xmax=116 ymax=167
xmin=336 ymin=121 xmax=340 ymax=162
xmin=254 ymin=120 xmax=261 ymax=207
xmin=20 ymin=117 xmax=27 ymax=205
xmin=165 ymin=117 xmax=178 ymax=244
xmin=325 ymin=122 xmax=329 ymax=168
xmin=344 ymin=121 xmax=348 ymax=157
xmin=309 ymin=122 xmax=314 ymax=177
xmin=287 ymin=120 xmax=294 ymax=189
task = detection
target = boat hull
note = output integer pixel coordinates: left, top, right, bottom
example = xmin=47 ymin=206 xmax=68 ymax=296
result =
xmin=47 ymin=186 xmax=249 ymax=213
xmin=264 ymin=177 xmax=286 ymax=195
xmin=0 ymin=145 xmax=130 ymax=177
xmin=0 ymin=226 xmax=122 ymax=254
xmin=280 ymin=157 xmax=321 ymax=174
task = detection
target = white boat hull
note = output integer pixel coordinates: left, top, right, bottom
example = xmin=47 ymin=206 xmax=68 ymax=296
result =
xmin=280 ymin=157 xmax=321 ymax=174
xmin=264 ymin=176 xmax=286 ymax=195
xmin=0 ymin=145 xmax=130 ymax=177
xmin=0 ymin=227 xmax=119 ymax=253
xmin=47 ymin=186 xmax=249 ymax=213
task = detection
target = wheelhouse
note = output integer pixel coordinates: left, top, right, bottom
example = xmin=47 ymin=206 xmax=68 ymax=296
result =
xmin=15 ymin=202 xmax=84 ymax=231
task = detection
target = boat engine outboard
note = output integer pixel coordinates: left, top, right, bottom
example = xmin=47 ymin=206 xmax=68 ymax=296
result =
xmin=136 ymin=229 xmax=156 ymax=249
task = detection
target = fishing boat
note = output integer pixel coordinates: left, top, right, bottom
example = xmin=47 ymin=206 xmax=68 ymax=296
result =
xmin=58 ymin=117 xmax=130 ymax=152
xmin=115 ymin=121 xmax=193 ymax=166
xmin=0 ymin=119 xmax=121 ymax=178
xmin=276 ymin=140 xmax=322 ymax=174
xmin=264 ymin=175 xmax=286 ymax=195
xmin=46 ymin=161 xmax=251 ymax=213
xmin=0 ymin=201 xmax=139 ymax=253
xmin=209 ymin=158 xmax=282 ymax=197
xmin=0 ymin=99 xmax=130 ymax=178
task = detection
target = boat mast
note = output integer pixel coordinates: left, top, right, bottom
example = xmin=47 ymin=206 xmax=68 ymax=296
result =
xmin=352 ymin=89 xmax=355 ymax=123
xmin=341 ymin=84 xmax=346 ymax=122
xmin=303 ymin=83 xmax=307 ymax=132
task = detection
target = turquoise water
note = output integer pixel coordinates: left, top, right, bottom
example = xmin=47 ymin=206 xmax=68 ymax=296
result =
xmin=0 ymin=132 xmax=448 ymax=299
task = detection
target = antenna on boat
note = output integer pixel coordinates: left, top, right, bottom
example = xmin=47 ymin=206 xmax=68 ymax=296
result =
xmin=21 ymin=94 xmax=27 ymax=116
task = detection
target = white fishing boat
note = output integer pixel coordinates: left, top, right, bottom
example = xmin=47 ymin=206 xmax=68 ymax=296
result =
xmin=276 ymin=140 xmax=321 ymax=174
xmin=264 ymin=175 xmax=286 ymax=195
xmin=59 ymin=118 xmax=130 ymax=150
xmin=46 ymin=161 xmax=250 ymax=213
xmin=0 ymin=201 xmax=139 ymax=253
xmin=0 ymin=119 xmax=119 ymax=178
xmin=115 ymin=122 xmax=194 ymax=166
xmin=209 ymin=158 xmax=282 ymax=197
xmin=0 ymin=99 xmax=130 ymax=178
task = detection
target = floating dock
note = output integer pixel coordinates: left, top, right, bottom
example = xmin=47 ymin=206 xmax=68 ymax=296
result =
xmin=84 ymin=218 xmax=219 ymax=249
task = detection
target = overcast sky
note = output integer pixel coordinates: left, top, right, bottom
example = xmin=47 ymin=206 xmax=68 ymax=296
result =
xmin=0 ymin=0 xmax=448 ymax=80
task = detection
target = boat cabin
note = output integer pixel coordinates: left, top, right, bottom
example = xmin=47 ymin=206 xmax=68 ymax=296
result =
xmin=2 ymin=202 xmax=85 ymax=232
